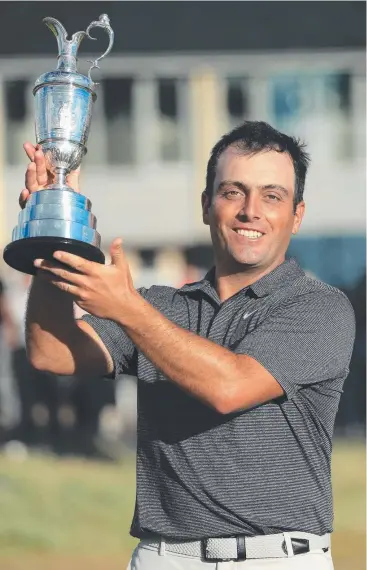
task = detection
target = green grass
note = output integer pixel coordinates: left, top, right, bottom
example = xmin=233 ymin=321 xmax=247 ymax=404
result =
xmin=0 ymin=439 xmax=364 ymax=570
xmin=330 ymin=439 xmax=366 ymax=570
xmin=0 ymin=452 xmax=137 ymax=557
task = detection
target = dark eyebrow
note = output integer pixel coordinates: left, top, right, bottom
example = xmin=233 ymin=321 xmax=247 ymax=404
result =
xmin=217 ymin=180 xmax=250 ymax=192
xmin=217 ymin=181 xmax=290 ymax=197
xmin=258 ymin=184 xmax=290 ymax=196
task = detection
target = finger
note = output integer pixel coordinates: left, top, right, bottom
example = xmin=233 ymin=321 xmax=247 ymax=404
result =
xmin=110 ymin=238 xmax=127 ymax=269
xmin=34 ymin=148 xmax=48 ymax=187
xmin=52 ymin=250 xmax=95 ymax=274
xmin=19 ymin=188 xmax=30 ymax=209
xmin=66 ymin=168 xmax=81 ymax=193
xmin=23 ymin=142 xmax=37 ymax=162
xmin=25 ymin=162 xmax=40 ymax=192
xmin=34 ymin=259 xmax=86 ymax=286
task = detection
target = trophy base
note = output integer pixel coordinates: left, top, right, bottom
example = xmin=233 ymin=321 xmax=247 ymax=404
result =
xmin=3 ymin=236 xmax=105 ymax=276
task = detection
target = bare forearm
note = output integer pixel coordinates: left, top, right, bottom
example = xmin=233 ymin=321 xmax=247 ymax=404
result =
xmin=26 ymin=275 xmax=77 ymax=370
xmin=118 ymin=295 xmax=241 ymax=412
xmin=26 ymin=276 xmax=114 ymax=377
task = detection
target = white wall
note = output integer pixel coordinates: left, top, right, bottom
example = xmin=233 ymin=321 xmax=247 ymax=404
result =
xmin=0 ymin=49 xmax=365 ymax=249
xmin=4 ymin=156 xmax=365 ymax=250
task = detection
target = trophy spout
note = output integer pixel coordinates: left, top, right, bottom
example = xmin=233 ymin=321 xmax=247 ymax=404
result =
xmin=43 ymin=17 xmax=88 ymax=72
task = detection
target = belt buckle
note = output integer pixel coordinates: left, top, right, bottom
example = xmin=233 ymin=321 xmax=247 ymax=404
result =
xmin=202 ymin=538 xmax=224 ymax=562
xmin=202 ymin=537 xmax=246 ymax=562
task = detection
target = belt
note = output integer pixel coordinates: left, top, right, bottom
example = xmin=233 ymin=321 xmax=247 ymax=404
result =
xmin=141 ymin=532 xmax=331 ymax=561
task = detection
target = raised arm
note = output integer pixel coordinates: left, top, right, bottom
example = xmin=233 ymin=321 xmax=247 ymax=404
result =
xmin=20 ymin=143 xmax=113 ymax=377
xmin=34 ymin=242 xmax=356 ymax=414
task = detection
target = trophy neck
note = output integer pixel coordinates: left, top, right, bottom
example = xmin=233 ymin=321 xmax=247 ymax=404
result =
xmin=57 ymin=55 xmax=77 ymax=73
xmin=54 ymin=168 xmax=68 ymax=187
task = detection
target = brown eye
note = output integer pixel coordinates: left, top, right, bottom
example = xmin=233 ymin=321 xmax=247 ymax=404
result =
xmin=266 ymin=194 xmax=281 ymax=202
xmin=224 ymin=190 xmax=242 ymax=199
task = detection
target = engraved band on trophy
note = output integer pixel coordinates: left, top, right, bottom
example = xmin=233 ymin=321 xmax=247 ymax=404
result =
xmin=3 ymin=14 xmax=114 ymax=275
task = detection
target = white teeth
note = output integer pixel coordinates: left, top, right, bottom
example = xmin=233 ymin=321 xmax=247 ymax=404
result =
xmin=235 ymin=229 xmax=263 ymax=239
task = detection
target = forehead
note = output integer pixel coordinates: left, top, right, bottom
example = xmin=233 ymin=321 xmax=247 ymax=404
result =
xmin=214 ymin=147 xmax=295 ymax=193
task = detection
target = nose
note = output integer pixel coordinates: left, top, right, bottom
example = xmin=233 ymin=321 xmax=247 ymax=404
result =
xmin=237 ymin=192 xmax=261 ymax=221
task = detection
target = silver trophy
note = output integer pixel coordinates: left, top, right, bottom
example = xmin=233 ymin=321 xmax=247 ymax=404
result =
xmin=3 ymin=14 xmax=114 ymax=274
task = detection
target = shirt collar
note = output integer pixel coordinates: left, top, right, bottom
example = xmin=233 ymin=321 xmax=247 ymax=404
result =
xmin=248 ymin=258 xmax=304 ymax=297
xmin=179 ymin=258 xmax=304 ymax=300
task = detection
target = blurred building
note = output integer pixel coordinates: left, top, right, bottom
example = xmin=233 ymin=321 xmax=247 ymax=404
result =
xmin=0 ymin=2 xmax=365 ymax=448
xmin=0 ymin=1 xmax=365 ymax=290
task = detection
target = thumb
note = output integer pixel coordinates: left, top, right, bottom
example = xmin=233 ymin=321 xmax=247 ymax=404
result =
xmin=110 ymin=237 xmax=125 ymax=267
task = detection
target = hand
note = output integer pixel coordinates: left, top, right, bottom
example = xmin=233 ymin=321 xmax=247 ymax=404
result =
xmin=33 ymin=238 xmax=140 ymax=320
xmin=19 ymin=142 xmax=81 ymax=209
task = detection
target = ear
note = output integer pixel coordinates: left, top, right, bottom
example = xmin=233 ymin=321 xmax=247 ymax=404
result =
xmin=202 ymin=191 xmax=210 ymax=226
xmin=292 ymin=201 xmax=305 ymax=235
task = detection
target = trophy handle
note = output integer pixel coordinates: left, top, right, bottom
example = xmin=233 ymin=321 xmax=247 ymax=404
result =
xmin=85 ymin=14 xmax=114 ymax=81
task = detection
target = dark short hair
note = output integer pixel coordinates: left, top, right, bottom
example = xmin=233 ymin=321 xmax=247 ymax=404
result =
xmin=205 ymin=121 xmax=310 ymax=209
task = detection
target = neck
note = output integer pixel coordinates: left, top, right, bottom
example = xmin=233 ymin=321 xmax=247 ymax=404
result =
xmin=214 ymin=256 xmax=285 ymax=302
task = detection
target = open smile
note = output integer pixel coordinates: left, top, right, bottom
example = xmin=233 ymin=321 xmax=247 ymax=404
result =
xmin=232 ymin=228 xmax=265 ymax=241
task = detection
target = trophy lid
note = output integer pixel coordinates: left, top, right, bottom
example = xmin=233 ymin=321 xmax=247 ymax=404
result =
xmin=34 ymin=14 xmax=114 ymax=93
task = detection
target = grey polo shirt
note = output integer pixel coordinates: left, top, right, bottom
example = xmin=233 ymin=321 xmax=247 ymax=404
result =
xmin=83 ymin=258 xmax=355 ymax=540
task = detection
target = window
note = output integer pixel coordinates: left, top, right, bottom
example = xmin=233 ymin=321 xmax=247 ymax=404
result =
xmin=326 ymin=73 xmax=351 ymax=113
xmin=226 ymin=78 xmax=249 ymax=129
xmin=5 ymin=80 xmax=30 ymax=165
xmin=103 ymin=77 xmax=135 ymax=165
xmin=156 ymin=78 xmax=187 ymax=162
xmin=269 ymin=72 xmax=354 ymax=160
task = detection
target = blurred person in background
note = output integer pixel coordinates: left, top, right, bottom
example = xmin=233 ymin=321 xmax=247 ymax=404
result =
xmin=7 ymin=273 xmax=59 ymax=449
xmin=0 ymin=273 xmax=21 ymax=431
xmin=20 ymin=121 xmax=355 ymax=570
xmin=337 ymin=273 xmax=366 ymax=434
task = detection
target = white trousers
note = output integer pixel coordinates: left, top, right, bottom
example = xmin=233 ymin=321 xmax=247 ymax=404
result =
xmin=127 ymin=542 xmax=334 ymax=570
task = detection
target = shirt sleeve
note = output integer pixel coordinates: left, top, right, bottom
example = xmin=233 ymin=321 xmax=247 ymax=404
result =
xmin=81 ymin=287 xmax=149 ymax=378
xmin=233 ymin=289 xmax=356 ymax=399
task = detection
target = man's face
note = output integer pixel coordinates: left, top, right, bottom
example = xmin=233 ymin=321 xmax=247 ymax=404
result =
xmin=202 ymin=147 xmax=305 ymax=273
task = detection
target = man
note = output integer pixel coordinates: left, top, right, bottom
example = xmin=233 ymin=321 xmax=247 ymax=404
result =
xmin=21 ymin=121 xmax=355 ymax=569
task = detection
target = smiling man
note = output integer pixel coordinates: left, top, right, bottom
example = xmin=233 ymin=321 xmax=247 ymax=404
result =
xmin=22 ymin=121 xmax=355 ymax=569
xmin=202 ymin=134 xmax=305 ymax=298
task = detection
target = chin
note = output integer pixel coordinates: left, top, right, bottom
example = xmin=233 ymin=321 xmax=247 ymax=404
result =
xmin=236 ymin=258 xmax=263 ymax=268
xmin=230 ymin=249 xmax=265 ymax=267
xmin=226 ymin=255 xmax=263 ymax=270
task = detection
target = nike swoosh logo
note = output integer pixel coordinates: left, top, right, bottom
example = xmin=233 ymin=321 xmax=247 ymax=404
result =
xmin=243 ymin=311 xmax=256 ymax=320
